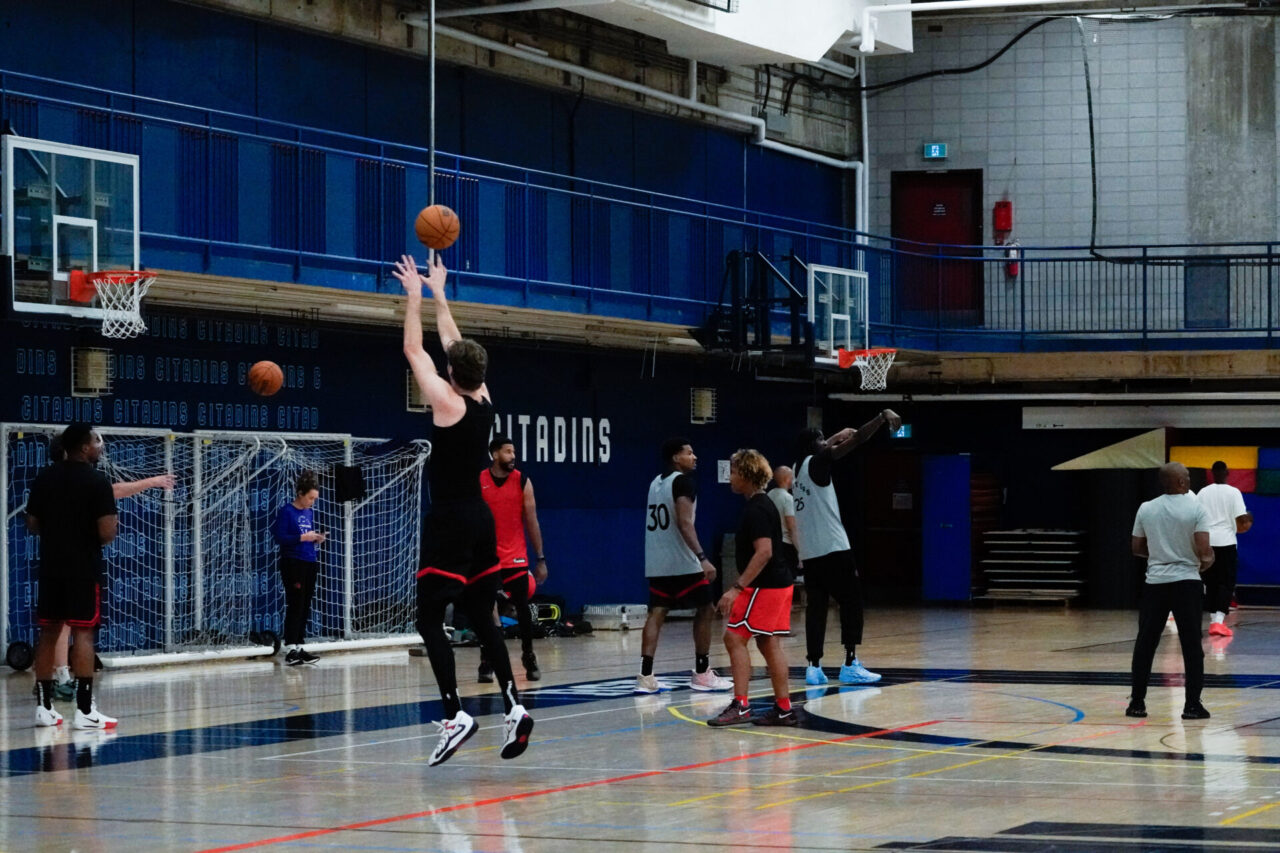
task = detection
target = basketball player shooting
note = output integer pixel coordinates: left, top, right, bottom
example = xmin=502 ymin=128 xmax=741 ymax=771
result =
xmin=394 ymin=253 xmax=533 ymax=767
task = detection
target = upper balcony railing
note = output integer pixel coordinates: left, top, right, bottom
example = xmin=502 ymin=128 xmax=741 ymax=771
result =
xmin=2 ymin=68 xmax=1278 ymax=352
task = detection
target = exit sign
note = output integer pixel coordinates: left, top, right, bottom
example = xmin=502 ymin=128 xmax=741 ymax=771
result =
xmin=923 ymin=142 xmax=948 ymax=159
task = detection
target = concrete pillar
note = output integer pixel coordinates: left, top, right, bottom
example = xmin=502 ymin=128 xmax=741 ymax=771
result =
xmin=1186 ymin=17 xmax=1276 ymax=244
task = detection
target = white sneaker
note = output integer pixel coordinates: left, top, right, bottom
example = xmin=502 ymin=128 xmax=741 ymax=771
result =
xmin=428 ymin=710 xmax=477 ymax=766
xmin=500 ymin=704 xmax=534 ymax=760
xmin=689 ymin=669 xmax=733 ymax=692
xmin=35 ymin=705 xmax=63 ymax=728
xmin=73 ymin=704 xmax=118 ymax=730
xmin=634 ymin=673 xmax=666 ymax=694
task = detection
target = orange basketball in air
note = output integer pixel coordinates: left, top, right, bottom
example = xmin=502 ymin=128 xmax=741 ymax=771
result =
xmin=415 ymin=204 xmax=460 ymax=250
xmin=248 ymin=360 xmax=284 ymax=396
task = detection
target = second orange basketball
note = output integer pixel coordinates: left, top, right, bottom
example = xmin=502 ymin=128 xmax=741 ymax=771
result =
xmin=415 ymin=204 xmax=460 ymax=251
xmin=248 ymin=360 xmax=284 ymax=396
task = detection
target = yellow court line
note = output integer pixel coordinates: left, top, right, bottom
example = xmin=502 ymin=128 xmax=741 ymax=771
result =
xmin=1221 ymin=800 xmax=1280 ymax=826
xmin=755 ymin=723 xmax=1141 ymax=811
xmin=667 ymin=699 xmax=1086 ymax=803
xmin=666 ymin=701 xmax=1049 ymax=807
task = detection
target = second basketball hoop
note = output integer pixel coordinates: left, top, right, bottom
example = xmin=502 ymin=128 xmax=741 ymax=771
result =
xmin=838 ymin=347 xmax=897 ymax=391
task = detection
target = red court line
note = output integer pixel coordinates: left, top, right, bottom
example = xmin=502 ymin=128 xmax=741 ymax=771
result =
xmin=197 ymin=719 xmax=941 ymax=852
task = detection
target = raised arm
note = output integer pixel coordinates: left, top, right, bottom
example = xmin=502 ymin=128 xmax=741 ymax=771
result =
xmin=422 ymin=254 xmax=463 ymax=349
xmin=393 ymin=254 xmax=464 ymax=416
xmin=113 ymin=474 xmax=174 ymax=500
xmin=523 ymin=478 xmax=548 ymax=584
xmin=811 ymin=409 xmax=903 ymax=484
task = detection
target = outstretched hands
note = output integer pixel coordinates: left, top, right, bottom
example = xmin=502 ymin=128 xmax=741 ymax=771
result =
xmin=882 ymin=409 xmax=902 ymax=431
xmin=391 ymin=254 xmax=448 ymax=299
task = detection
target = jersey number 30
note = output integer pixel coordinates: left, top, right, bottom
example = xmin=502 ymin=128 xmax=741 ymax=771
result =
xmin=647 ymin=503 xmax=671 ymax=531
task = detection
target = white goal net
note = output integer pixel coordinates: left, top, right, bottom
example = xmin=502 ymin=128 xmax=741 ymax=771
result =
xmin=2 ymin=425 xmax=429 ymax=666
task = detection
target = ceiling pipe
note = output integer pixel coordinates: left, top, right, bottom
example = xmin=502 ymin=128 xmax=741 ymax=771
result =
xmin=858 ymin=0 xmax=1115 ymax=52
xmin=426 ymin=22 xmax=868 ymax=234
xmin=406 ymin=0 xmax=612 ymax=23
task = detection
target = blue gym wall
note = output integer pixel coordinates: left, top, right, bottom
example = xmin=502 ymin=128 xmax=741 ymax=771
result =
xmin=0 ymin=0 xmax=846 ymax=227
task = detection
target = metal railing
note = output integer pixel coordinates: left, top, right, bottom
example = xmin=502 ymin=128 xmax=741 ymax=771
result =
xmin=3 ymin=68 xmax=1278 ymax=351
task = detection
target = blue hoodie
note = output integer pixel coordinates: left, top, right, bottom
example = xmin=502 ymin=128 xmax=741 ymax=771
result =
xmin=273 ymin=502 xmax=317 ymax=562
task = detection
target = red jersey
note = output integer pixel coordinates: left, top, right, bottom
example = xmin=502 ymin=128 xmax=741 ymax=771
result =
xmin=480 ymin=468 xmax=528 ymax=569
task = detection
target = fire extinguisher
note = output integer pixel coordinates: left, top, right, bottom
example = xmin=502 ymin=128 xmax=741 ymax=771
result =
xmin=1004 ymin=240 xmax=1021 ymax=278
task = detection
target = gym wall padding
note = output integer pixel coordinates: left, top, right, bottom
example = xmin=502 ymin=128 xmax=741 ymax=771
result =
xmin=1237 ymin=495 xmax=1280 ymax=587
xmin=1170 ymin=446 xmax=1258 ymax=474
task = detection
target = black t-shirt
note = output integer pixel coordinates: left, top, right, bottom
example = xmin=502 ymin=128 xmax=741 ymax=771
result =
xmin=25 ymin=461 xmax=117 ymax=581
xmin=735 ymin=492 xmax=790 ymax=588
xmin=671 ymin=472 xmax=697 ymax=502
xmin=430 ymin=396 xmax=493 ymax=504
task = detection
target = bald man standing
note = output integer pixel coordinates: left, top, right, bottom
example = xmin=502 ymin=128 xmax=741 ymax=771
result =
xmin=767 ymin=466 xmax=801 ymax=580
xmin=1128 ymin=462 xmax=1215 ymax=720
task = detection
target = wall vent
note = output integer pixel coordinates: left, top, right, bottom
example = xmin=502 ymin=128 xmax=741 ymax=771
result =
xmin=406 ymin=370 xmax=431 ymax=413
xmin=690 ymin=387 xmax=717 ymax=424
xmin=72 ymin=348 xmax=113 ymax=397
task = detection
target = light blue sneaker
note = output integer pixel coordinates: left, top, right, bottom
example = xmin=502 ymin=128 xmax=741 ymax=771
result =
xmin=805 ymin=665 xmax=829 ymax=685
xmin=839 ymin=659 xmax=882 ymax=684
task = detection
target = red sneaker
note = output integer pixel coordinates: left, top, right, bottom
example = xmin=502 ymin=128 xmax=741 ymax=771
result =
xmin=1208 ymin=622 xmax=1233 ymax=637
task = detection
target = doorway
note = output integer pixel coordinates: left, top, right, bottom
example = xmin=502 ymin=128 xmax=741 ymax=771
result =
xmin=890 ymin=170 xmax=984 ymax=327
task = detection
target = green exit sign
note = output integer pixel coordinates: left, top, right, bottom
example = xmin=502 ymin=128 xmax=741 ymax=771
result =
xmin=923 ymin=142 xmax=948 ymax=160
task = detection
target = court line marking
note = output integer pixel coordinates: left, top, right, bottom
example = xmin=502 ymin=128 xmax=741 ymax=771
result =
xmin=256 ymin=703 xmax=659 ymax=760
xmin=664 ymin=696 xmax=1154 ymax=810
xmin=193 ymin=719 xmax=941 ymax=852
xmin=1221 ymin=800 xmax=1280 ymax=826
xmin=753 ymin=721 xmax=1148 ymax=811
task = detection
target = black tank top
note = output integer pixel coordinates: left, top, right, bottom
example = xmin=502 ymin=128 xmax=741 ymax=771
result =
xmin=429 ymin=395 xmax=493 ymax=504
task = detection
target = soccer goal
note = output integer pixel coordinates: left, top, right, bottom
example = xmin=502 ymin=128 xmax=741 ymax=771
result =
xmin=1 ymin=425 xmax=430 ymax=669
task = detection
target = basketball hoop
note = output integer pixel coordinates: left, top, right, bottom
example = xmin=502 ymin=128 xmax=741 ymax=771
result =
xmin=83 ymin=271 xmax=156 ymax=339
xmin=837 ymin=347 xmax=897 ymax=391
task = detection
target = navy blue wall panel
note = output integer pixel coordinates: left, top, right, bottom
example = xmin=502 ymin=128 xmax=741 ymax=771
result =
xmin=705 ymin=133 xmax=746 ymax=210
xmin=571 ymin=100 xmax=636 ymax=187
xmin=635 ymin=115 xmax=710 ymax=202
xmin=366 ymin=58 xmax=467 ymax=156
xmin=460 ymin=71 xmax=566 ymax=174
xmin=0 ymin=0 xmax=133 ymax=93
xmin=255 ymin=26 xmax=367 ymax=136
xmin=134 ymin=2 xmax=257 ymax=115
xmin=746 ymin=147 xmax=845 ymax=224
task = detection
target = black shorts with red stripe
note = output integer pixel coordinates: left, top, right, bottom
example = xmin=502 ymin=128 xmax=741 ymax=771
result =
xmin=417 ymin=499 xmax=500 ymax=587
xmin=500 ymin=567 xmax=535 ymax=603
xmin=726 ymin=585 xmax=793 ymax=639
xmin=647 ymin=572 xmax=712 ymax=610
xmin=37 ymin=575 xmax=103 ymax=627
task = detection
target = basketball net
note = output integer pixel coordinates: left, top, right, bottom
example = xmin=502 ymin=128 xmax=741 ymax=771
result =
xmin=837 ymin=348 xmax=896 ymax=391
xmin=89 ymin=271 xmax=156 ymax=339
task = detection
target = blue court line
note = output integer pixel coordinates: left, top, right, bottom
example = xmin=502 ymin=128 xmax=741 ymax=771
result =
xmin=7 ymin=667 xmax=1280 ymax=777
xmin=988 ymin=691 xmax=1087 ymax=723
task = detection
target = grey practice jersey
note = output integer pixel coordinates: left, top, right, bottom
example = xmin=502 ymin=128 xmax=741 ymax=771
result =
xmin=793 ymin=455 xmax=850 ymax=561
xmin=644 ymin=472 xmax=700 ymax=578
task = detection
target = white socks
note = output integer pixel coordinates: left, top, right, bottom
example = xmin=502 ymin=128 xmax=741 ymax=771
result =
xmin=1211 ymin=611 xmax=1226 ymax=624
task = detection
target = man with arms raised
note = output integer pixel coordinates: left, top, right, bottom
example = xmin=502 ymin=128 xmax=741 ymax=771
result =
xmin=793 ymin=410 xmax=900 ymax=686
xmin=395 ymin=254 xmax=532 ymax=766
